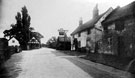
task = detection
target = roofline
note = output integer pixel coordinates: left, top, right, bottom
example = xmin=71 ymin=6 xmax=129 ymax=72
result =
xmin=71 ymin=17 xmax=100 ymax=35
xmin=103 ymin=1 xmax=135 ymax=24
xmin=71 ymin=26 xmax=94 ymax=35
xmin=71 ymin=7 xmax=113 ymax=35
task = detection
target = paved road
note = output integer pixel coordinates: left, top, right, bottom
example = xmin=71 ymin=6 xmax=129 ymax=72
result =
xmin=2 ymin=48 xmax=126 ymax=78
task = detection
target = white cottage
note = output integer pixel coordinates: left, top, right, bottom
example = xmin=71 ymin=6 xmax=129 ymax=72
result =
xmin=8 ymin=37 xmax=20 ymax=47
xmin=71 ymin=4 xmax=113 ymax=52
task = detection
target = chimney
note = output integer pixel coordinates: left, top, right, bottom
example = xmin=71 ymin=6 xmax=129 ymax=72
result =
xmin=93 ymin=4 xmax=99 ymax=18
xmin=79 ymin=17 xmax=83 ymax=26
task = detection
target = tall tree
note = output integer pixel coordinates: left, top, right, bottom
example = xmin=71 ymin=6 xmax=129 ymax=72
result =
xmin=17 ymin=6 xmax=31 ymax=49
xmin=3 ymin=6 xmax=43 ymax=50
xmin=3 ymin=6 xmax=31 ymax=49
xmin=21 ymin=6 xmax=31 ymax=28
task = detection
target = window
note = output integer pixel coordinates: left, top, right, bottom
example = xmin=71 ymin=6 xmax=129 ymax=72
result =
xmin=12 ymin=40 xmax=15 ymax=43
xmin=59 ymin=32 xmax=64 ymax=35
xmin=108 ymin=24 xmax=115 ymax=30
xmin=124 ymin=19 xmax=134 ymax=27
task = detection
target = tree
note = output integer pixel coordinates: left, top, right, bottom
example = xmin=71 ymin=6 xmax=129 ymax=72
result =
xmin=46 ymin=36 xmax=57 ymax=48
xmin=31 ymin=32 xmax=44 ymax=43
xmin=3 ymin=6 xmax=43 ymax=50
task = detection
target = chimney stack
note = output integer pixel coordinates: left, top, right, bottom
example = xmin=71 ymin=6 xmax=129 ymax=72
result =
xmin=93 ymin=4 xmax=99 ymax=18
xmin=79 ymin=17 xmax=83 ymax=26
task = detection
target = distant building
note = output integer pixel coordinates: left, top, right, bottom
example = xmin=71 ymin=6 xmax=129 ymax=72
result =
xmin=57 ymin=28 xmax=71 ymax=50
xmin=102 ymin=1 xmax=135 ymax=57
xmin=8 ymin=37 xmax=20 ymax=47
xmin=28 ymin=37 xmax=40 ymax=49
xmin=71 ymin=4 xmax=113 ymax=52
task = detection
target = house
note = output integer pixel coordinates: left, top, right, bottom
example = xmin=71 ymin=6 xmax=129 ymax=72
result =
xmin=71 ymin=4 xmax=113 ymax=52
xmin=88 ymin=7 xmax=113 ymax=53
xmin=28 ymin=37 xmax=40 ymax=49
xmin=8 ymin=37 xmax=20 ymax=47
xmin=102 ymin=1 xmax=135 ymax=57
xmin=57 ymin=28 xmax=71 ymax=50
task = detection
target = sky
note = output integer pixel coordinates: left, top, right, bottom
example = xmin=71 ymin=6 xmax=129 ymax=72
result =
xmin=0 ymin=0 xmax=134 ymax=43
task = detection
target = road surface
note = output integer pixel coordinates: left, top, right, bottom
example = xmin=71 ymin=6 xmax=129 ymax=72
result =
xmin=1 ymin=48 xmax=127 ymax=78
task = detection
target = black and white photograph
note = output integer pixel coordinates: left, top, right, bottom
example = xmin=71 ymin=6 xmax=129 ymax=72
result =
xmin=0 ymin=0 xmax=135 ymax=78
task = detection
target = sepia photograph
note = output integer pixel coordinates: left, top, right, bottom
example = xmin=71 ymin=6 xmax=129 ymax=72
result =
xmin=0 ymin=0 xmax=135 ymax=78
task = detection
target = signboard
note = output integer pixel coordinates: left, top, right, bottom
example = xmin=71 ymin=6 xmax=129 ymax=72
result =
xmin=58 ymin=28 xmax=68 ymax=36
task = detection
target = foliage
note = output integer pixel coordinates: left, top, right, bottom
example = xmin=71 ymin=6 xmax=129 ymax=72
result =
xmin=3 ymin=6 xmax=43 ymax=49
xmin=46 ymin=36 xmax=57 ymax=48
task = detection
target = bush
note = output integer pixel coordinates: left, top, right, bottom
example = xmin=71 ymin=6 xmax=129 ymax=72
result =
xmin=83 ymin=53 xmax=133 ymax=71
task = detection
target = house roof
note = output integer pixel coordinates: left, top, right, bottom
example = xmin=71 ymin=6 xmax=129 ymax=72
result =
xmin=28 ymin=37 xmax=40 ymax=44
xmin=71 ymin=15 xmax=103 ymax=35
xmin=70 ymin=7 xmax=114 ymax=35
xmin=8 ymin=37 xmax=18 ymax=41
xmin=103 ymin=1 xmax=135 ymax=24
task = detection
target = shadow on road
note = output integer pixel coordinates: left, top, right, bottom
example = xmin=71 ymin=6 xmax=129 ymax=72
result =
xmin=52 ymin=50 xmax=123 ymax=78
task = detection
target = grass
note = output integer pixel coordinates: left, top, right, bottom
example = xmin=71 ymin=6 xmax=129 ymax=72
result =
xmin=59 ymin=50 xmax=86 ymax=56
xmin=82 ymin=53 xmax=133 ymax=71
xmin=59 ymin=50 xmax=133 ymax=72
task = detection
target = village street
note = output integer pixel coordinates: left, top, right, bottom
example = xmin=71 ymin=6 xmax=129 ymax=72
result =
xmin=1 ymin=48 xmax=127 ymax=78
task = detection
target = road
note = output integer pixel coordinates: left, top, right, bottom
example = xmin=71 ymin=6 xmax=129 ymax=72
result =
xmin=0 ymin=48 xmax=127 ymax=78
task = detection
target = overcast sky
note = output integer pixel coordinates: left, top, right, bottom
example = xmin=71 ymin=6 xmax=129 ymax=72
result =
xmin=0 ymin=0 xmax=134 ymax=43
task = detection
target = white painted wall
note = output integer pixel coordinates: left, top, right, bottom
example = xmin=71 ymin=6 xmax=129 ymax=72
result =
xmin=95 ymin=7 xmax=113 ymax=30
xmin=70 ymin=36 xmax=75 ymax=50
xmin=90 ymin=7 xmax=113 ymax=42
xmin=74 ymin=34 xmax=78 ymax=38
xmin=71 ymin=8 xmax=113 ymax=49
xmin=80 ymin=31 xmax=87 ymax=47
xmin=8 ymin=37 xmax=20 ymax=47
xmin=71 ymin=30 xmax=87 ymax=48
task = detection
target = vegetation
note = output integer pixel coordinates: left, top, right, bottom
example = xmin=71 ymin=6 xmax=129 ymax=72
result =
xmin=3 ymin=6 xmax=43 ymax=50
xmin=46 ymin=36 xmax=57 ymax=49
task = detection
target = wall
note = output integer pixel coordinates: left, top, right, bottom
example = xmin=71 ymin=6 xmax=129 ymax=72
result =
xmin=102 ymin=23 xmax=119 ymax=55
xmin=122 ymin=17 xmax=135 ymax=57
xmin=102 ymin=17 xmax=135 ymax=57
xmin=71 ymin=30 xmax=88 ymax=48
xmin=8 ymin=38 xmax=20 ymax=47
xmin=80 ymin=31 xmax=87 ymax=47
xmin=74 ymin=34 xmax=78 ymax=39
xmin=89 ymin=28 xmax=102 ymax=42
